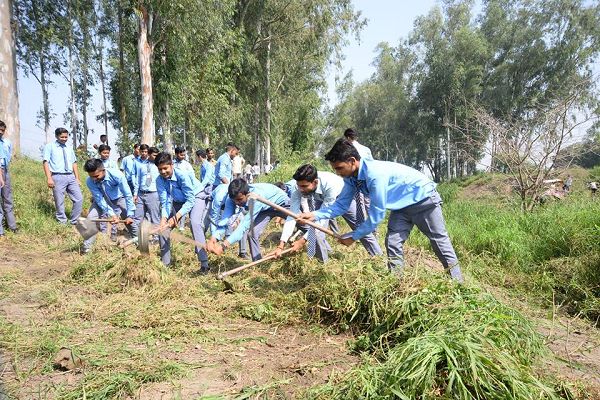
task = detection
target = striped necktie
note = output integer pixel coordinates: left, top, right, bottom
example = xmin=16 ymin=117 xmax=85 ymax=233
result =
xmin=354 ymin=179 xmax=366 ymax=224
xmin=306 ymin=194 xmax=317 ymax=258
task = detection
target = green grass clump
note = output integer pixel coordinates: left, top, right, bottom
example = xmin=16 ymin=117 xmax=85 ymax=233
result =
xmin=421 ymin=183 xmax=600 ymax=320
xmin=298 ymin=265 xmax=561 ymax=399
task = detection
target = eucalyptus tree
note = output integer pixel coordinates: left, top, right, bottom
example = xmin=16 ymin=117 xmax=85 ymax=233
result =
xmin=0 ymin=0 xmax=20 ymax=152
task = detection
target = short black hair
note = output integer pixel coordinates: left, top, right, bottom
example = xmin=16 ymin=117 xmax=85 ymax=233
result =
xmin=0 ymin=120 xmax=6 ymax=129
xmin=154 ymin=152 xmax=172 ymax=167
xmin=139 ymin=144 xmax=150 ymax=151
xmin=206 ymin=147 xmax=213 ymax=152
xmin=196 ymin=149 xmax=207 ymax=158
xmin=293 ymin=164 xmax=318 ymax=182
xmin=133 ymin=143 xmax=141 ymax=150
xmin=149 ymin=146 xmax=160 ymax=155
xmin=98 ymin=144 xmax=111 ymax=153
xmin=100 ymin=134 xmax=107 ymax=139
xmin=225 ymin=143 xmax=237 ymax=152
xmin=84 ymin=158 xmax=104 ymax=173
xmin=174 ymin=146 xmax=185 ymax=154
xmin=324 ymin=138 xmax=361 ymax=163
xmin=228 ymin=178 xmax=250 ymax=198
xmin=343 ymin=128 xmax=357 ymax=140
xmin=55 ymin=127 xmax=69 ymax=136
xmin=274 ymin=181 xmax=287 ymax=191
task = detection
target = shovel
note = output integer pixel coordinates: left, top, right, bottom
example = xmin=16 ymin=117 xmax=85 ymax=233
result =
xmin=75 ymin=217 xmax=128 ymax=240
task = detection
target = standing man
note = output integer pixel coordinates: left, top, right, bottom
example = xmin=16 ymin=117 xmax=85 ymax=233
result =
xmin=206 ymin=148 xmax=217 ymax=166
xmin=93 ymin=134 xmax=109 ymax=150
xmin=174 ymin=146 xmax=195 ymax=174
xmin=232 ymin=153 xmax=245 ymax=179
xmin=213 ymin=143 xmax=239 ymax=188
xmin=344 ymin=128 xmax=373 ymax=160
xmin=132 ymin=144 xmax=161 ymax=227
xmin=120 ymin=143 xmax=140 ymax=192
xmin=207 ymin=179 xmax=289 ymax=261
xmin=42 ymin=128 xmax=84 ymax=225
xmin=97 ymin=144 xmax=118 ymax=169
xmin=274 ymin=164 xmax=382 ymax=262
xmin=0 ymin=120 xmax=18 ymax=236
xmin=82 ymin=159 xmax=136 ymax=253
xmin=298 ymin=138 xmax=464 ymax=283
xmin=155 ymin=152 xmax=210 ymax=273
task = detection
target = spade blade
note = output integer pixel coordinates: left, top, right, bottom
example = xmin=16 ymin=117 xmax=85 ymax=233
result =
xmin=75 ymin=217 xmax=101 ymax=240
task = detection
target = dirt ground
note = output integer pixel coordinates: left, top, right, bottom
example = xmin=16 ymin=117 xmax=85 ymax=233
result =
xmin=2 ymin=240 xmax=600 ymax=399
xmin=0 ymin=240 xmax=358 ymax=399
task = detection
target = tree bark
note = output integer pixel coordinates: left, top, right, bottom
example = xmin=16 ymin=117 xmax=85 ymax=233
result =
xmin=31 ymin=0 xmax=51 ymax=144
xmin=264 ymin=31 xmax=271 ymax=168
xmin=137 ymin=5 xmax=154 ymax=145
xmin=67 ymin=0 xmax=78 ymax=151
xmin=0 ymin=0 xmax=20 ymax=153
xmin=117 ymin=0 xmax=128 ymax=140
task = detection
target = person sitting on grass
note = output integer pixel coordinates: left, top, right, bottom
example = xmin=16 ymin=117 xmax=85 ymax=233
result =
xmin=297 ymin=138 xmax=464 ymax=283
xmin=82 ymin=159 xmax=136 ymax=253
xmin=206 ymin=178 xmax=290 ymax=261
xmin=155 ymin=152 xmax=210 ymax=273
xmin=97 ymin=144 xmax=118 ymax=170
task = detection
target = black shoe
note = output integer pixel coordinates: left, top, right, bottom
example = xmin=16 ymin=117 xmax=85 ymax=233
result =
xmin=10 ymin=228 xmax=18 ymax=234
xmin=238 ymin=253 xmax=250 ymax=260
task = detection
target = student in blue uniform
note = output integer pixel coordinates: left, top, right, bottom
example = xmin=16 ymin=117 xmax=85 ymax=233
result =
xmin=132 ymin=144 xmax=161 ymax=227
xmin=120 ymin=143 xmax=140 ymax=192
xmin=212 ymin=143 xmax=239 ymax=188
xmin=298 ymin=138 xmax=464 ymax=283
xmin=207 ymin=178 xmax=289 ymax=261
xmin=98 ymin=144 xmax=118 ymax=169
xmin=274 ymin=164 xmax=382 ymax=262
xmin=82 ymin=159 xmax=136 ymax=253
xmin=42 ymin=127 xmax=84 ymax=225
xmin=0 ymin=120 xmax=17 ymax=236
xmin=155 ymin=152 xmax=210 ymax=273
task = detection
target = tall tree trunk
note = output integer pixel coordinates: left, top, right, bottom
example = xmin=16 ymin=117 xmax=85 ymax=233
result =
xmin=98 ymin=42 xmax=108 ymax=140
xmin=160 ymin=43 xmax=172 ymax=152
xmin=117 ymin=0 xmax=128 ymax=140
xmin=31 ymin=0 xmax=51 ymax=144
xmin=39 ymin=51 xmax=51 ymax=144
xmin=161 ymin=100 xmax=172 ymax=152
xmin=264 ymin=32 xmax=271 ymax=168
xmin=82 ymin=64 xmax=89 ymax=149
xmin=67 ymin=0 xmax=78 ymax=151
xmin=254 ymin=102 xmax=262 ymax=169
xmin=137 ymin=6 xmax=154 ymax=145
xmin=0 ymin=0 xmax=20 ymax=153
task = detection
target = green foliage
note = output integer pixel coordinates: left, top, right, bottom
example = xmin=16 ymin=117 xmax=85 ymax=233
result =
xmin=300 ymin=265 xmax=560 ymax=399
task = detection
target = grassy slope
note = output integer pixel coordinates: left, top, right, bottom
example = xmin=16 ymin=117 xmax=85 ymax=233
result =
xmin=0 ymin=158 xmax=598 ymax=399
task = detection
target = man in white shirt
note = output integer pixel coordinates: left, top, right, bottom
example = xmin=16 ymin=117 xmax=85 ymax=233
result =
xmin=273 ymin=164 xmax=382 ymax=261
xmin=344 ymin=128 xmax=373 ymax=160
xmin=232 ymin=154 xmax=245 ymax=179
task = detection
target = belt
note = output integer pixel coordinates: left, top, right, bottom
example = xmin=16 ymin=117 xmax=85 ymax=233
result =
xmin=139 ymin=190 xmax=156 ymax=194
xmin=51 ymin=172 xmax=73 ymax=175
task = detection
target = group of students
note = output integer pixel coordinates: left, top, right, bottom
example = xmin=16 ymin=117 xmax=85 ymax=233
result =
xmin=3 ymin=123 xmax=464 ymax=282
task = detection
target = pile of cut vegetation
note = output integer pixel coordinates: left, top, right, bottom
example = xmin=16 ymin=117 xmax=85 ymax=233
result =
xmin=285 ymin=263 xmax=569 ymax=399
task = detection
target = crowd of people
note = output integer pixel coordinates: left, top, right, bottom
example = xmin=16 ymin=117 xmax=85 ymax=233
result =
xmin=1 ymin=122 xmax=469 ymax=282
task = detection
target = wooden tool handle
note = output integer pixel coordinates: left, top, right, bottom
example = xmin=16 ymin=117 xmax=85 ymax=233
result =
xmin=168 ymin=231 xmax=206 ymax=250
xmin=217 ymin=247 xmax=295 ymax=280
xmin=91 ymin=219 xmax=128 ymax=223
xmin=249 ymin=194 xmax=341 ymax=239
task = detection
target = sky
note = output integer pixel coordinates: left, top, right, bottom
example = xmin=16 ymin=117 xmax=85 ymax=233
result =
xmin=16 ymin=1 xmax=445 ymax=160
